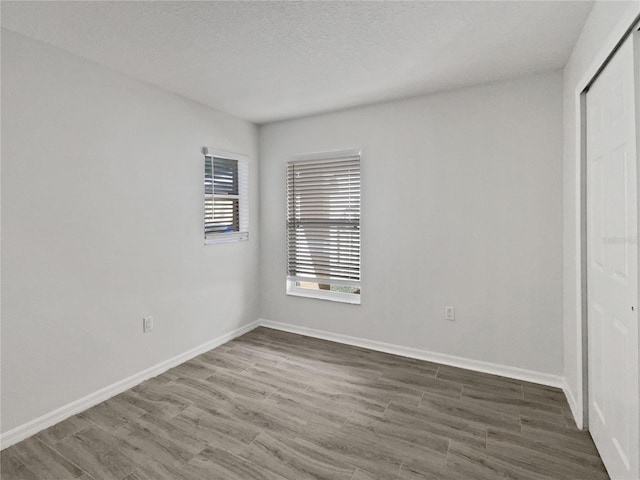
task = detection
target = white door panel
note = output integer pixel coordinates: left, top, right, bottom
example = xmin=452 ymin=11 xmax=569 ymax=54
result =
xmin=587 ymin=33 xmax=639 ymax=480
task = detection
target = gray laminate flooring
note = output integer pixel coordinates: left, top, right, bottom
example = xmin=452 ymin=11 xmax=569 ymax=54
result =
xmin=1 ymin=327 xmax=609 ymax=480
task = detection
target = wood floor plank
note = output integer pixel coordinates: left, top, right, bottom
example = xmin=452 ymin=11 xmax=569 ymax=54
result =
xmin=2 ymin=327 xmax=609 ymax=480
xmin=280 ymin=357 xmax=377 ymax=385
xmin=486 ymin=428 xmax=609 ymax=480
xmin=437 ymin=365 xmax=524 ymax=398
xmin=521 ymin=382 xmax=567 ymax=407
xmin=345 ymin=410 xmax=450 ymax=455
xmin=420 ymin=392 xmax=522 ymax=433
xmin=77 ymin=396 xmax=147 ymax=431
xmin=115 ymin=412 xmax=205 ymax=461
xmin=170 ymin=376 xmax=237 ymax=409
xmin=397 ymin=446 xmax=451 ymax=480
xmin=207 ymin=369 xmax=277 ymax=399
xmin=1 ymin=448 xmax=45 ymax=480
xmin=128 ymin=380 xmax=193 ymax=417
xmin=170 ymin=405 xmax=261 ymax=453
xmin=35 ymin=414 xmax=94 ymax=447
xmin=213 ymin=395 xmax=307 ymax=436
xmin=263 ymin=387 xmax=354 ymax=428
xmin=460 ymin=386 xmax=567 ymax=425
xmin=197 ymin=349 xmax=257 ymax=372
xmin=384 ymin=370 xmax=463 ymax=400
xmin=168 ymin=358 xmax=215 ymax=380
xmin=110 ymin=388 xmax=187 ymax=421
xmin=304 ymin=384 xmax=389 ymax=414
xmin=385 ymin=401 xmax=488 ymax=451
xmin=294 ymin=425 xmax=405 ymax=480
xmin=350 ymin=468 xmax=378 ymax=480
xmin=314 ymin=376 xmax=425 ymax=410
xmin=238 ymin=432 xmax=355 ymax=480
xmin=124 ymin=460 xmax=203 ymax=480
xmin=191 ymin=447 xmax=290 ymax=480
xmin=241 ymin=364 xmax=312 ymax=392
xmin=224 ymin=334 xmax=272 ymax=348
xmin=447 ymin=441 xmax=553 ymax=480
xmin=519 ymin=416 xmax=600 ymax=457
xmin=225 ymin=344 xmax=289 ymax=367
xmin=54 ymin=427 xmax=138 ymax=480
xmin=3 ymin=437 xmax=84 ymax=479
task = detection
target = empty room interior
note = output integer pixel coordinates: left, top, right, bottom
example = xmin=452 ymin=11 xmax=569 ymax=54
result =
xmin=2 ymin=1 xmax=640 ymax=479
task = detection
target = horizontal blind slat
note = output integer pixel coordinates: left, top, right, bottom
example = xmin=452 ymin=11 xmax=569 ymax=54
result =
xmin=288 ymin=275 xmax=360 ymax=288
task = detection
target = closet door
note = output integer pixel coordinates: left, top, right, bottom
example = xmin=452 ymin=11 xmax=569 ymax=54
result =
xmin=586 ymin=32 xmax=639 ymax=480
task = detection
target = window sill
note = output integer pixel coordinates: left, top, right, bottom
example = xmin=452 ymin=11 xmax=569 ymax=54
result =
xmin=286 ymin=284 xmax=361 ymax=305
xmin=205 ymin=232 xmax=248 ymax=245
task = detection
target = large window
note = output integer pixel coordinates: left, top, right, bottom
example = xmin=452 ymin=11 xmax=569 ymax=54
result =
xmin=286 ymin=150 xmax=361 ymax=304
xmin=204 ymin=148 xmax=248 ymax=244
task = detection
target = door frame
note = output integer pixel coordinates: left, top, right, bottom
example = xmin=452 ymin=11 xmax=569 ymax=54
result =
xmin=578 ymin=15 xmax=640 ymax=432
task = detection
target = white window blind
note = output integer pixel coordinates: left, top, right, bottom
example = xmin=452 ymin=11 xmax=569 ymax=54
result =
xmin=204 ymin=149 xmax=248 ymax=244
xmin=286 ymin=151 xmax=361 ymax=292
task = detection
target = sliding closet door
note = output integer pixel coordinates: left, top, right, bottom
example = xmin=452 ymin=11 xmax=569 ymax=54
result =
xmin=586 ymin=32 xmax=639 ymax=480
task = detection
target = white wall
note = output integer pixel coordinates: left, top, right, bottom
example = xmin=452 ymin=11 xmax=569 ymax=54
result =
xmin=0 ymin=30 xmax=259 ymax=434
xmin=259 ymin=71 xmax=564 ymax=376
xmin=562 ymin=1 xmax=640 ymax=426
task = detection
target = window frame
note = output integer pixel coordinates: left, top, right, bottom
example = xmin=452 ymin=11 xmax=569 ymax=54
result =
xmin=204 ymin=148 xmax=249 ymax=245
xmin=285 ymin=149 xmax=361 ymax=305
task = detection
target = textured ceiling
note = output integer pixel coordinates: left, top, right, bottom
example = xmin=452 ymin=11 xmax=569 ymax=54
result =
xmin=1 ymin=1 xmax=593 ymax=124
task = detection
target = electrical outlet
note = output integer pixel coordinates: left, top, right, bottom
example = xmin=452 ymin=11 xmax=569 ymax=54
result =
xmin=143 ymin=316 xmax=154 ymax=333
xmin=445 ymin=306 xmax=455 ymax=321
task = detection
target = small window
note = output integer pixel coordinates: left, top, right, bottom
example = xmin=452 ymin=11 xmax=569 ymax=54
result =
xmin=204 ymin=148 xmax=248 ymax=244
xmin=286 ymin=150 xmax=361 ymax=304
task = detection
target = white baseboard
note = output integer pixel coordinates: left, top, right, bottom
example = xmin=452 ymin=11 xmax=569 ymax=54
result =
xmin=258 ymin=319 xmax=565 ymax=389
xmin=0 ymin=320 xmax=260 ymax=450
xmin=562 ymin=378 xmax=583 ymax=429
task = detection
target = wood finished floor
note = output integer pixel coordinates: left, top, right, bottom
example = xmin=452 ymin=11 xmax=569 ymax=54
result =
xmin=1 ymin=327 xmax=609 ymax=480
